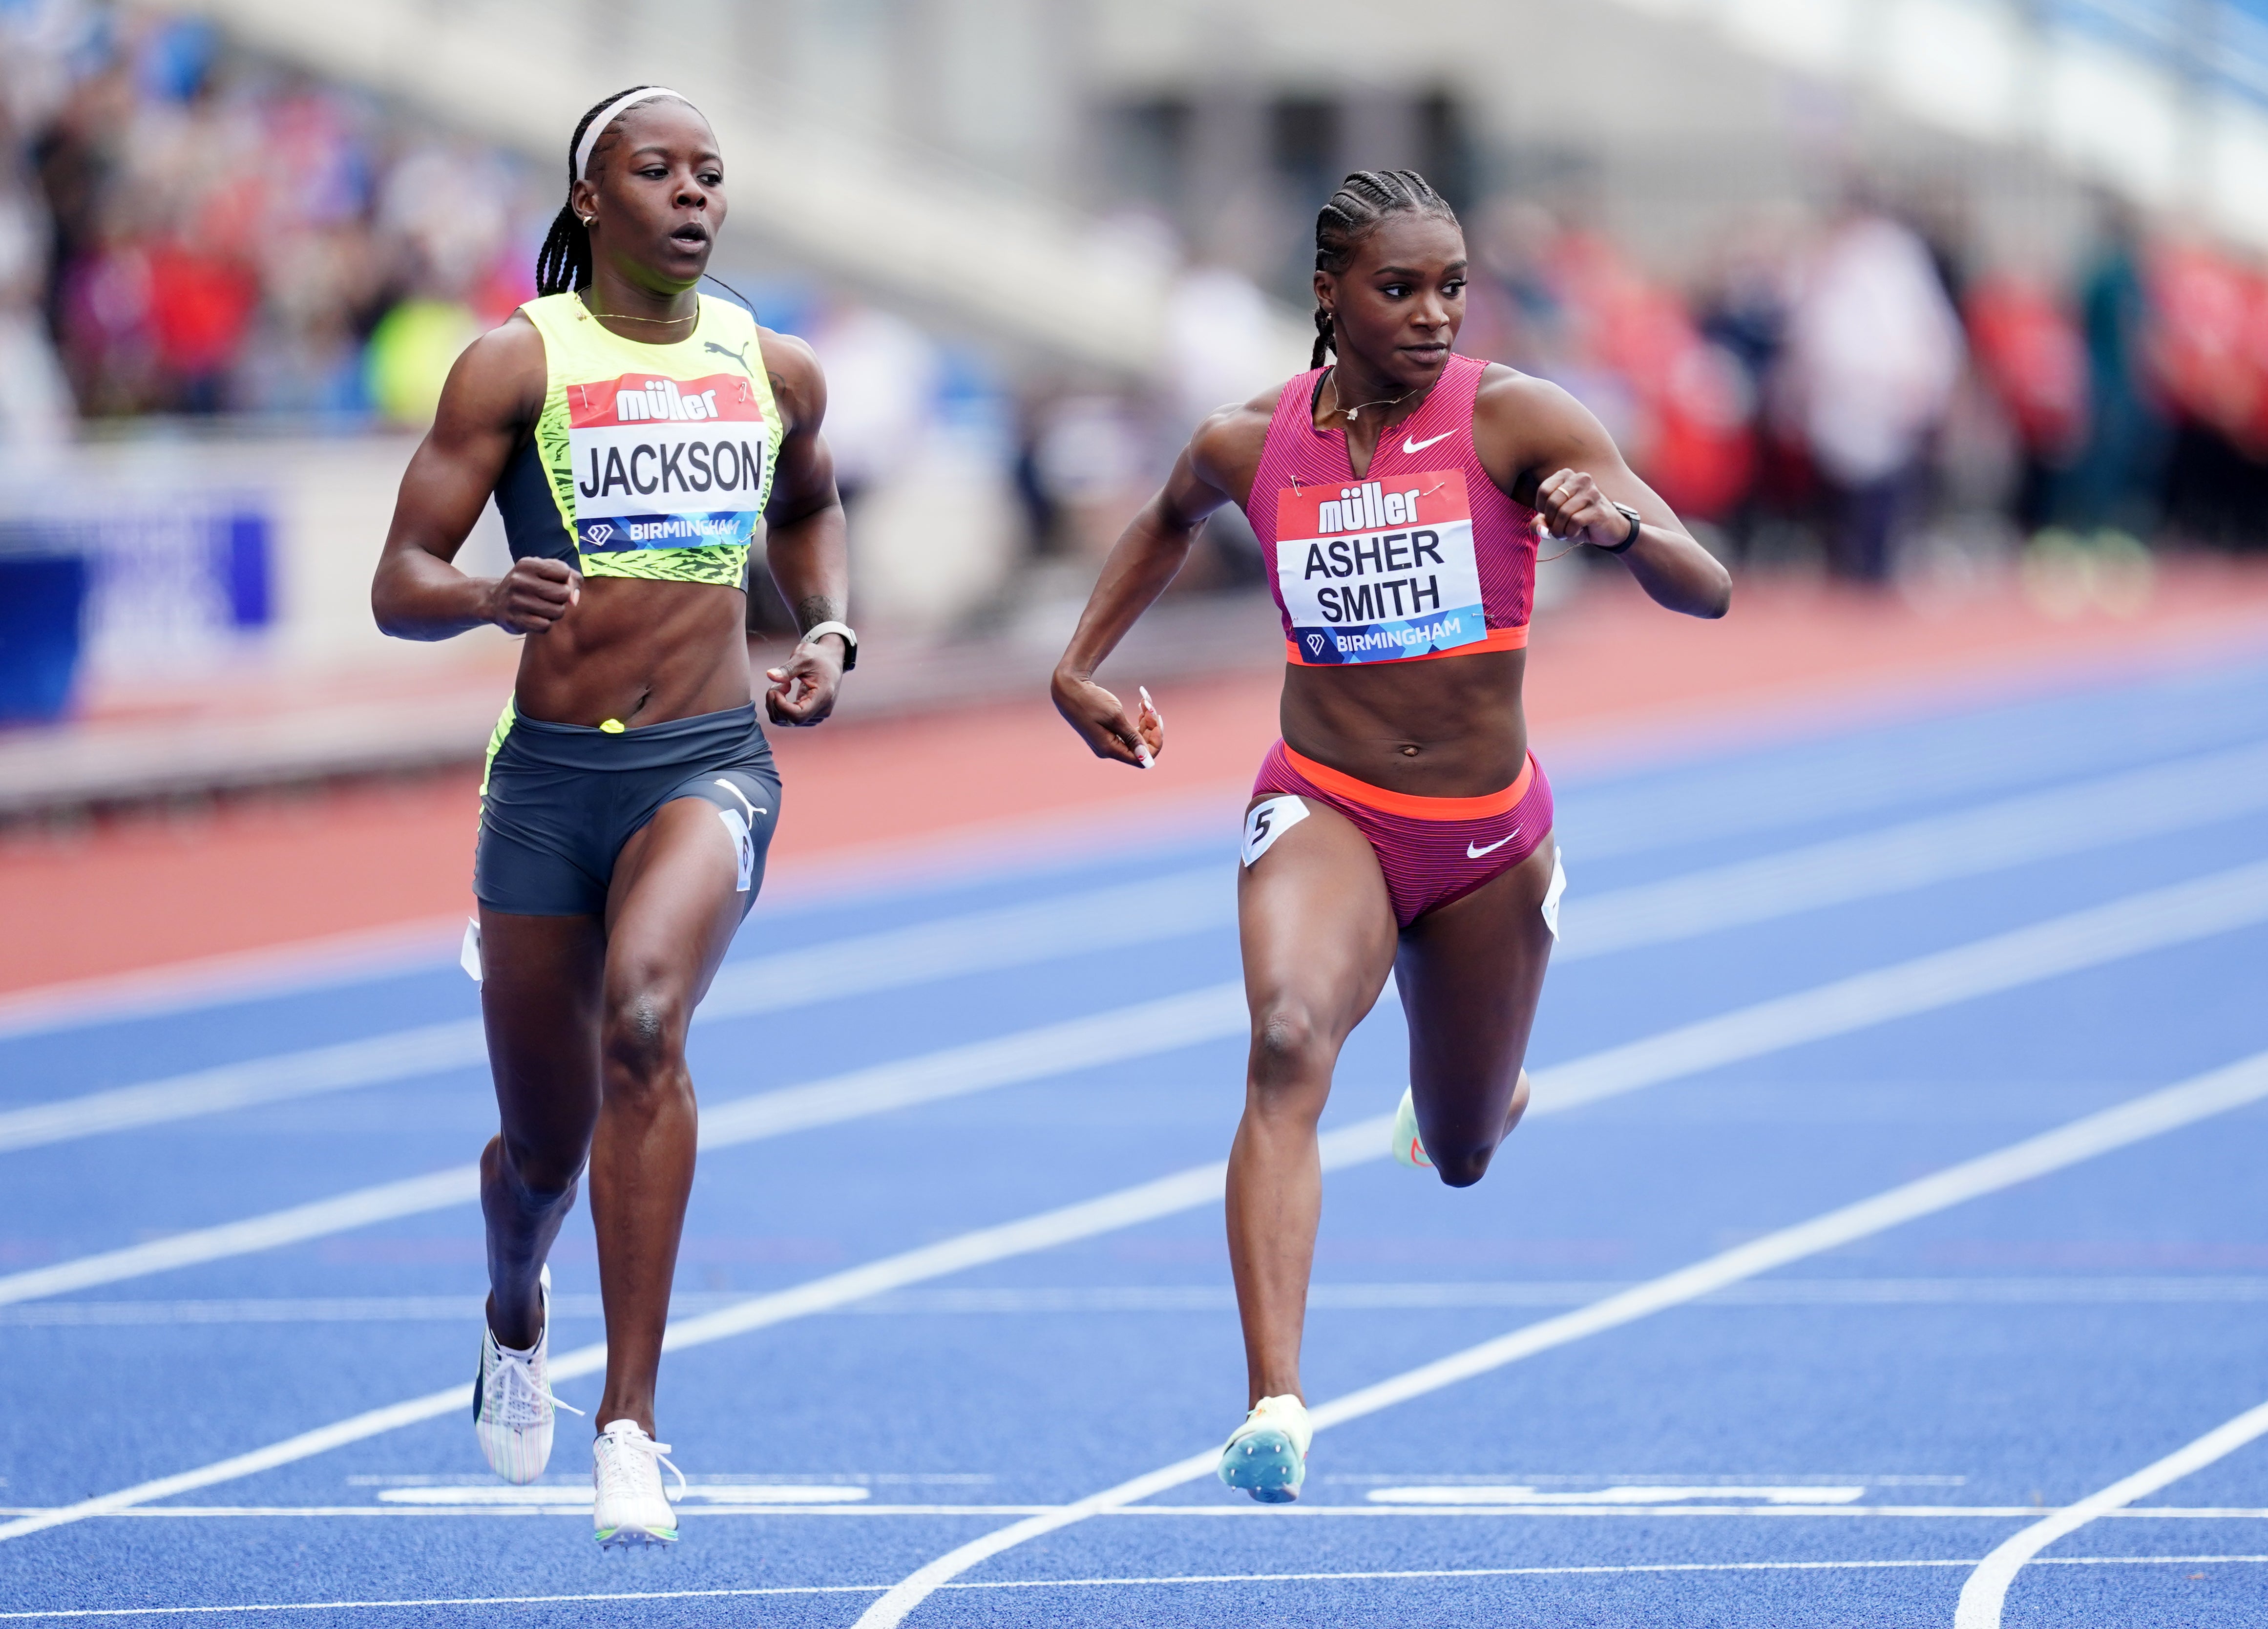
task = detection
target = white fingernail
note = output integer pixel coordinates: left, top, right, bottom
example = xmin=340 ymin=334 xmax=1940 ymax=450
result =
xmin=1136 ymin=747 xmax=1153 ymax=769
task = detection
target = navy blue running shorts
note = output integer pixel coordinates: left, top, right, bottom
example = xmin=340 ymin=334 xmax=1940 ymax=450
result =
xmin=474 ymin=702 xmax=781 ymax=918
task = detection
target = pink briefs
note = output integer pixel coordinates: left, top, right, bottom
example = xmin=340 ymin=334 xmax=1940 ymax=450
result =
xmin=1250 ymin=740 xmax=1554 ymax=928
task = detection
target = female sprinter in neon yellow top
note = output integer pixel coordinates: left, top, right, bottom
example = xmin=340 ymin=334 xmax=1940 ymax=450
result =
xmin=371 ymin=85 xmax=855 ymax=1548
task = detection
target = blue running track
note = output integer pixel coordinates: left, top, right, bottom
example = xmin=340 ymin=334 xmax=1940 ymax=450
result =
xmin=3 ymin=650 xmax=2268 ymax=1628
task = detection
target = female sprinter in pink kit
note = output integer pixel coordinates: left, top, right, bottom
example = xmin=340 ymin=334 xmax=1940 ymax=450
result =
xmin=1052 ymin=170 xmax=1730 ymax=1501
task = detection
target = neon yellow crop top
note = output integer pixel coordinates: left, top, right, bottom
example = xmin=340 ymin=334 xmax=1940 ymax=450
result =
xmin=494 ymin=292 xmax=784 ymax=588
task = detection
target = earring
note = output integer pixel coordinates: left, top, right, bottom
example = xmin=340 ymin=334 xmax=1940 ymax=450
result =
xmin=580 ymin=217 xmax=595 ymax=227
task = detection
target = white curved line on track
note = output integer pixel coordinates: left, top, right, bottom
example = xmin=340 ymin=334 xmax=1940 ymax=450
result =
xmin=9 ymin=738 xmax=2267 ymax=1158
xmin=5 ymin=898 xmax=2268 ymax=1548
xmin=1954 ymin=1396 xmax=2268 ymax=1628
xmin=5 ymin=856 xmax=2267 ymax=1312
xmin=847 ymin=1048 xmax=2268 ymax=1627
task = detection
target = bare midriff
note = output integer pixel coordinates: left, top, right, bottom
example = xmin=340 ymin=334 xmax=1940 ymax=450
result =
xmin=1279 ymin=646 xmax=1528 ymax=799
xmin=510 ymin=577 xmax=751 ymax=728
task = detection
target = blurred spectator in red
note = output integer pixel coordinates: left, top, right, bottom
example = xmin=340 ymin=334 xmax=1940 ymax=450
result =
xmin=1963 ymin=269 xmax=2088 ymax=532
xmin=2149 ymin=241 xmax=2261 ymax=444
xmin=147 ymin=236 xmax=256 ymax=410
xmin=1471 ymin=203 xmax=1754 ymax=526
xmin=1785 ymin=201 xmax=1964 ymax=582
xmin=2149 ymin=234 xmax=2268 ymax=545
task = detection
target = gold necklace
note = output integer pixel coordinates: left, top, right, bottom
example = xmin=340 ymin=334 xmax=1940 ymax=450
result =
xmin=1325 ymin=370 xmax=1422 ymax=424
xmin=578 ymin=294 xmax=696 ymax=328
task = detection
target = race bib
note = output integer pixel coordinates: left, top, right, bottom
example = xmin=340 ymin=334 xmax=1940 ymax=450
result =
xmin=567 ymin=371 xmax=770 ymax=555
xmin=1276 ymin=470 xmax=1486 ymax=664
xmin=716 ymin=805 xmax=755 ymax=892
xmin=1541 ymin=846 xmax=1566 ymax=940
xmin=1241 ymin=795 xmax=1309 ymax=867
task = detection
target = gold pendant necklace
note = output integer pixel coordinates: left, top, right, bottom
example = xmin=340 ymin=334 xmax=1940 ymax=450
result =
xmin=1325 ymin=370 xmax=1422 ymax=424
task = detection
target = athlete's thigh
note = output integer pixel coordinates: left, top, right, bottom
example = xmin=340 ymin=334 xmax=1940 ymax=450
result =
xmin=1395 ymin=833 xmax=1557 ymax=1124
xmin=603 ymin=796 xmax=750 ymax=1020
xmin=478 ymin=909 xmax=607 ymax=1147
xmin=1239 ymin=796 xmax=1401 ymax=1057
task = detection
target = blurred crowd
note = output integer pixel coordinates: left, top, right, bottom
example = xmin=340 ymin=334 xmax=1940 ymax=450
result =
xmin=4 ymin=0 xmax=2267 ymax=605
xmin=0 ymin=0 xmax=545 ymax=438
xmin=1449 ymin=189 xmax=2268 ymax=581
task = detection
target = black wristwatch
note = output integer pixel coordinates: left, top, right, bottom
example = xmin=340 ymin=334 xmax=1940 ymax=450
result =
xmin=1598 ymin=502 xmax=1643 ymax=554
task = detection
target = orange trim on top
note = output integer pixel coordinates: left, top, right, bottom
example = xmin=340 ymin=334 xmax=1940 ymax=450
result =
xmin=1284 ymin=623 xmax=1528 ymax=667
xmin=1281 ymin=744 xmax=1535 ymax=821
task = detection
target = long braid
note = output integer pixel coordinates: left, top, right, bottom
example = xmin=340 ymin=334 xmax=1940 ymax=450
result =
xmin=534 ymin=85 xmax=659 ymax=296
xmin=1309 ymin=169 xmax=1459 ymax=368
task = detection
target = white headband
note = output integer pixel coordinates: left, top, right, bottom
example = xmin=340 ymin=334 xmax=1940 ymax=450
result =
xmin=574 ymin=86 xmax=693 ymax=181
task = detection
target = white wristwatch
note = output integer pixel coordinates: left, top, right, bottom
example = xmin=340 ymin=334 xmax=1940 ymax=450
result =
xmin=798 ymin=619 xmax=859 ymax=672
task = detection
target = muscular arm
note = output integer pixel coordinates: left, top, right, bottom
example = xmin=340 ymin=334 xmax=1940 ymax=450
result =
xmin=755 ymin=331 xmax=851 ymax=725
xmin=1478 ymin=370 xmax=1732 ymax=620
xmin=1051 ymin=402 xmax=1255 ymax=766
xmin=370 ymin=319 xmax=571 ymax=640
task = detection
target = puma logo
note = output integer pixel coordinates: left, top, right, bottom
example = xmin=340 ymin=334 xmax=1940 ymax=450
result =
xmin=704 ymin=340 xmax=756 ymax=380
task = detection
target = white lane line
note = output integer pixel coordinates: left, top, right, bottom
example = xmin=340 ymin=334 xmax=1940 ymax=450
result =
xmin=939 ymin=1561 xmax=2268 ymax=1597
xmin=14 ymin=1275 xmax=2268 ymax=1327
xmin=0 ymin=985 xmax=1245 ymax=1309
xmin=1371 ymin=1484 xmax=1868 ymax=1505
xmin=0 ymin=1028 xmax=490 ymax=1159
xmin=6 ymin=879 xmax=2266 ymax=1546
xmin=0 ymin=868 xmax=1229 ymax=1155
xmin=5 ymin=850 xmax=2267 ymax=1311
xmin=1537 ymin=857 xmax=2268 ymax=1118
xmin=848 ymin=1047 xmax=2268 ymax=1627
xmin=0 ymin=919 xmax=464 ymax=1046
xmin=0 ymin=1584 xmax=882 ymax=1620
xmin=375 ymin=1482 xmax=870 ymax=1504
xmin=0 ymin=783 xmax=1244 ymax=1046
xmin=1568 ymin=674 xmax=2268 ymax=862
xmin=9 ymin=1556 xmax=2268 ymax=1621
xmin=15 ymin=735 xmax=2265 ymax=1157
xmin=9 ymin=1502 xmax=2268 ymax=1522
xmin=1955 ymin=1395 xmax=2268 ymax=1628
xmin=11 ymin=851 xmax=2268 ymax=1313
xmin=1563 ymin=740 xmax=2268 ymax=958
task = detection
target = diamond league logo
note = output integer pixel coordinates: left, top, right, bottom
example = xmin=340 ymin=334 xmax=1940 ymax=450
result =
xmin=1305 ymin=633 xmax=1326 ymax=656
xmin=585 ymin=523 xmax=614 ymax=545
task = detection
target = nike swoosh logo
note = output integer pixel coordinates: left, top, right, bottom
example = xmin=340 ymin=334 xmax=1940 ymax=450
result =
xmin=1403 ymin=430 xmax=1454 ymax=454
xmin=1467 ymin=835 xmax=1515 ymax=859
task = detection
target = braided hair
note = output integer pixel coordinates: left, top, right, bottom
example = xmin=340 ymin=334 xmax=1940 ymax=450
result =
xmin=1310 ymin=169 xmax=1460 ymax=368
xmin=534 ymin=85 xmax=662 ymax=296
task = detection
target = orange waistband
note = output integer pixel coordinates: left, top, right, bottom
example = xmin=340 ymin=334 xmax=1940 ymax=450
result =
xmin=1281 ymin=743 xmax=1536 ymax=821
xmin=1284 ymin=622 xmax=1528 ymax=667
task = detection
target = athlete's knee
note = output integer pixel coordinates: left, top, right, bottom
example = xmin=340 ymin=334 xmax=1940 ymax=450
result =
xmin=600 ymin=976 xmax=692 ymax=1103
xmin=1246 ymin=1002 xmax=1335 ymax=1103
xmin=487 ymin=1132 xmax=584 ymax=1212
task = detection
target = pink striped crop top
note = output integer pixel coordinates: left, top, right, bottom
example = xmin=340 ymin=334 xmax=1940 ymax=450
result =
xmin=1245 ymin=353 xmax=1538 ymax=666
